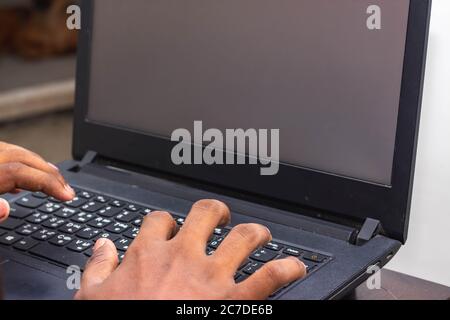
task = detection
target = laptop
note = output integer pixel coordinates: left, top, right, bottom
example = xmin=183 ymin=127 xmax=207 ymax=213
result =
xmin=0 ymin=0 xmax=431 ymax=300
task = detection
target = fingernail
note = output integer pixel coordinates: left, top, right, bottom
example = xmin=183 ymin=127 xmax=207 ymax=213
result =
xmin=94 ymin=238 xmax=107 ymax=251
xmin=264 ymin=226 xmax=273 ymax=239
xmin=0 ymin=198 xmax=10 ymax=220
xmin=48 ymin=162 xmax=59 ymax=171
xmin=64 ymin=184 xmax=75 ymax=196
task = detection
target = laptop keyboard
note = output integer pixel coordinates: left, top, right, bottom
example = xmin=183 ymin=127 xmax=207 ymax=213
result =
xmin=0 ymin=187 xmax=331 ymax=297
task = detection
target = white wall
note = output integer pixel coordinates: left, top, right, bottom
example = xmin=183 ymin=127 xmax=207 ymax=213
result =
xmin=387 ymin=0 xmax=450 ymax=287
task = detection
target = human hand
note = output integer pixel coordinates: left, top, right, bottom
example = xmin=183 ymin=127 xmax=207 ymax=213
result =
xmin=0 ymin=141 xmax=75 ymax=223
xmin=76 ymin=199 xmax=306 ymax=300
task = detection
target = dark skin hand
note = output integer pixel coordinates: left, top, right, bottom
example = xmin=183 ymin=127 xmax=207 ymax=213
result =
xmin=0 ymin=142 xmax=306 ymax=300
xmin=0 ymin=142 xmax=75 ymax=222
xmin=76 ymin=199 xmax=306 ymax=300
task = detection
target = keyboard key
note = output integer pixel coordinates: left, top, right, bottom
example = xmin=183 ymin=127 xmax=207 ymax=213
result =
xmin=105 ymin=222 xmax=130 ymax=234
xmin=242 ymin=262 xmax=263 ymax=275
xmin=26 ymin=212 xmax=50 ymax=224
xmin=55 ymin=207 xmax=78 ymax=218
xmin=234 ymin=273 xmax=249 ymax=283
xmin=32 ymin=192 xmax=48 ymax=199
xmin=0 ymin=230 xmax=5 ymax=237
xmin=88 ymin=217 xmax=113 ymax=228
xmin=94 ymin=195 xmax=109 ymax=203
xmin=65 ymin=197 xmax=87 ymax=208
xmin=81 ymin=201 xmax=105 ymax=213
xmin=209 ymin=237 xmax=224 ymax=249
xmin=32 ymin=229 xmax=57 ymax=241
xmin=141 ymin=208 xmax=152 ymax=215
xmin=239 ymin=259 xmax=250 ymax=270
xmin=13 ymin=238 xmax=39 ymax=251
xmin=49 ymin=234 xmax=74 ymax=247
xmin=16 ymin=196 xmax=45 ymax=209
xmin=116 ymin=210 xmax=139 ymax=223
xmin=16 ymin=224 xmax=41 ymax=236
xmin=214 ymin=228 xmax=228 ymax=236
xmin=97 ymin=206 xmax=122 ymax=218
xmin=42 ymin=217 xmax=66 ymax=229
xmin=265 ymin=242 xmax=284 ymax=252
xmin=78 ymin=191 xmax=95 ymax=199
xmin=302 ymin=252 xmax=327 ymax=263
xmin=0 ymin=218 xmax=24 ymax=231
xmin=94 ymin=232 xmax=120 ymax=243
xmin=71 ymin=212 xmax=95 ymax=223
xmin=30 ymin=243 xmax=88 ymax=269
xmin=8 ymin=205 xmax=33 ymax=219
xmin=0 ymin=233 xmax=22 ymax=245
xmin=125 ymin=204 xmax=140 ymax=212
xmin=175 ymin=217 xmax=185 ymax=225
xmin=59 ymin=222 xmax=83 ymax=234
xmin=132 ymin=217 xmax=143 ymax=227
xmin=123 ymin=227 xmax=140 ymax=239
xmin=47 ymin=197 xmax=62 ymax=203
xmin=283 ymin=247 xmax=302 ymax=257
xmin=206 ymin=248 xmax=215 ymax=256
xmin=115 ymin=238 xmax=132 ymax=251
xmin=250 ymin=248 xmax=279 ymax=263
xmin=67 ymin=240 xmax=93 ymax=253
xmin=77 ymin=227 xmax=101 ymax=240
xmin=110 ymin=200 xmax=126 ymax=208
xmin=38 ymin=203 xmax=62 ymax=214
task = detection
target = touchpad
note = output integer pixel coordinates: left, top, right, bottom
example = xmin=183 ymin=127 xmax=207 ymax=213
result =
xmin=0 ymin=260 xmax=74 ymax=300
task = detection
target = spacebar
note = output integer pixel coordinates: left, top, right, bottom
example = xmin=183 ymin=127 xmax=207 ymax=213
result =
xmin=30 ymin=244 xmax=88 ymax=270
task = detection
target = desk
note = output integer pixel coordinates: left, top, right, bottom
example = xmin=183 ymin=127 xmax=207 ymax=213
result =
xmin=348 ymin=269 xmax=450 ymax=300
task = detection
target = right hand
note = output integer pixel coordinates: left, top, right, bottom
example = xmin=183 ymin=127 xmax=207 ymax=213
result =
xmin=76 ymin=199 xmax=306 ymax=300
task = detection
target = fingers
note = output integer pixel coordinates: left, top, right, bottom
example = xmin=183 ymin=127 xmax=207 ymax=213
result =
xmin=0 ymin=198 xmax=10 ymax=223
xmin=134 ymin=211 xmax=177 ymax=244
xmin=213 ymin=224 xmax=271 ymax=274
xmin=236 ymin=257 xmax=306 ymax=300
xmin=0 ymin=144 xmax=66 ymax=186
xmin=177 ymin=199 xmax=231 ymax=245
xmin=0 ymin=163 xmax=74 ymax=201
xmin=81 ymin=238 xmax=119 ymax=289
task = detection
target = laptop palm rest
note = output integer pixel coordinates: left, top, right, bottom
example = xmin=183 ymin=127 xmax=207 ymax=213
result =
xmin=1 ymin=260 xmax=73 ymax=300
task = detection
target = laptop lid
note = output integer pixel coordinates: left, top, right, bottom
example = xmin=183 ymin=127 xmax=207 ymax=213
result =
xmin=73 ymin=0 xmax=431 ymax=242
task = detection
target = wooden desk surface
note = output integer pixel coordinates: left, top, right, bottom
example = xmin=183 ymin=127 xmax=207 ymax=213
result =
xmin=348 ymin=269 xmax=450 ymax=300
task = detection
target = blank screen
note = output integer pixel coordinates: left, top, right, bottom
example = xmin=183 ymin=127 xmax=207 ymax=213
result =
xmin=87 ymin=0 xmax=410 ymax=185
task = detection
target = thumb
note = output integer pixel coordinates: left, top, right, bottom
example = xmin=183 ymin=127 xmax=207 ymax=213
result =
xmin=0 ymin=199 xmax=10 ymax=223
xmin=82 ymin=238 xmax=119 ymax=289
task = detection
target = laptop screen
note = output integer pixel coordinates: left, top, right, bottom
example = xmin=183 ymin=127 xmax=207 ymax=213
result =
xmin=87 ymin=0 xmax=410 ymax=186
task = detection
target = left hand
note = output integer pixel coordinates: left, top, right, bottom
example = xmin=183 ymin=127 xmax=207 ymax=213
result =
xmin=0 ymin=141 xmax=75 ymax=223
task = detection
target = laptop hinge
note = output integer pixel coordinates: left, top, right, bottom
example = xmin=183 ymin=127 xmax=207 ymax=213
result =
xmin=71 ymin=151 xmax=98 ymax=172
xmin=355 ymin=218 xmax=382 ymax=246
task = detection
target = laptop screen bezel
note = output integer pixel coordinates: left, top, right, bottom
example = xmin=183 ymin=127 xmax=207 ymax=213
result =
xmin=73 ymin=0 xmax=431 ymax=242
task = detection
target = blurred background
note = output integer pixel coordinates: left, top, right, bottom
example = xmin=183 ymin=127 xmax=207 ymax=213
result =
xmin=0 ymin=0 xmax=449 ymax=288
xmin=0 ymin=0 xmax=76 ymax=162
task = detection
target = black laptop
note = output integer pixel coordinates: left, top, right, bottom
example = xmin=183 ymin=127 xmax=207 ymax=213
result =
xmin=0 ymin=0 xmax=430 ymax=300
